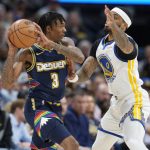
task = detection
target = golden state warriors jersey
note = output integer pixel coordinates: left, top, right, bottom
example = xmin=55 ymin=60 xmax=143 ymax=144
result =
xmin=26 ymin=44 xmax=68 ymax=102
xmin=91 ymin=34 xmax=143 ymax=100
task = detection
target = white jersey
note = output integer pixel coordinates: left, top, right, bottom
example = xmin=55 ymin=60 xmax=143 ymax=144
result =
xmin=92 ymin=34 xmax=144 ymax=102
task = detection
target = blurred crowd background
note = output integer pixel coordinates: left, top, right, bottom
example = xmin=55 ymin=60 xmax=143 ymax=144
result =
xmin=0 ymin=0 xmax=150 ymax=150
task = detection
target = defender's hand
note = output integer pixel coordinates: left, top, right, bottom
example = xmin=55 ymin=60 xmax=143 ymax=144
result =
xmin=104 ymin=5 xmax=116 ymax=29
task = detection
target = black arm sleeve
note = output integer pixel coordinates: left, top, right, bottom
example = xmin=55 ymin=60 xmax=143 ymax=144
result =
xmin=114 ymin=37 xmax=138 ymax=62
xmin=89 ymin=39 xmax=101 ymax=58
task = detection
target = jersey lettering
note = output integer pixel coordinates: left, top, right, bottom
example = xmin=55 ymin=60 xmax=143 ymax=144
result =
xmin=36 ymin=60 xmax=66 ymax=72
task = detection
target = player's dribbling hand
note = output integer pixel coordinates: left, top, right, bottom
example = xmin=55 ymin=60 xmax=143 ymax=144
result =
xmin=7 ymin=28 xmax=18 ymax=56
xmin=34 ymin=23 xmax=54 ymax=50
xmin=104 ymin=5 xmax=116 ymax=29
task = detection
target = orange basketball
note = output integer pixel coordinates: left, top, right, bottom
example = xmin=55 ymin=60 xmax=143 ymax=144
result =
xmin=8 ymin=19 xmax=38 ymax=48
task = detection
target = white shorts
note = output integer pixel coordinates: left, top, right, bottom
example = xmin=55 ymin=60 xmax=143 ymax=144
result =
xmin=99 ymin=89 xmax=150 ymax=138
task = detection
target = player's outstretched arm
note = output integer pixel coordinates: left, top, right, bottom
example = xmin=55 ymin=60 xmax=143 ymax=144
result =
xmin=105 ymin=5 xmax=134 ymax=54
xmin=76 ymin=56 xmax=98 ymax=83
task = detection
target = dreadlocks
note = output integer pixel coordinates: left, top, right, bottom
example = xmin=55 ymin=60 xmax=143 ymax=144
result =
xmin=38 ymin=11 xmax=66 ymax=34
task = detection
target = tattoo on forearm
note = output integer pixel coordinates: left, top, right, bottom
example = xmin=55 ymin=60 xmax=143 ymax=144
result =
xmin=52 ymin=43 xmax=84 ymax=64
xmin=111 ymin=24 xmax=132 ymax=52
xmin=77 ymin=56 xmax=98 ymax=83
xmin=2 ymin=56 xmax=15 ymax=88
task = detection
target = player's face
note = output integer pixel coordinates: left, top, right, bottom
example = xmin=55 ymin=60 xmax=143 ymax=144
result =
xmin=104 ymin=12 xmax=127 ymax=34
xmin=49 ymin=20 xmax=66 ymax=42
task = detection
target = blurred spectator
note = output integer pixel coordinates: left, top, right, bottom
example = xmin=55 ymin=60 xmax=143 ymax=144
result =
xmin=37 ymin=1 xmax=68 ymax=19
xmin=95 ymin=83 xmax=110 ymax=118
xmin=64 ymin=92 xmax=91 ymax=149
xmin=139 ymin=45 xmax=150 ymax=89
xmin=78 ymin=40 xmax=92 ymax=58
xmin=91 ymin=73 xmax=106 ymax=94
xmin=84 ymin=94 xmax=99 ymax=146
xmin=66 ymin=10 xmax=89 ymax=44
xmin=0 ymin=72 xmax=28 ymax=107
xmin=0 ymin=87 xmax=19 ymax=105
xmin=16 ymin=72 xmax=29 ymax=99
xmin=0 ymin=107 xmax=12 ymax=148
xmin=65 ymin=89 xmax=75 ymax=105
xmin=0 ymin=4 xmax=9 ymax=69
xmin=13 ymin=0 xmax=28 ymax=20
xmin=61 ymin=97 xmax=68 ymax=116
xmin=10 ymin=100 xmax=31 ymax=150
xmin=145 ymin=115 xmax=150 ymax=149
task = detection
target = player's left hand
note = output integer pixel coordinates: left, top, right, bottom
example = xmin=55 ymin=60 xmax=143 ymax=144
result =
xmin=104 ymin=5 xmax=116 ymax=29
xmin=66 ymin=58 xmax=75 ymax=79
xmin=67 ymin=58 xmax=78 ymax=83
xmin=34 ymin=23 xmax=54 ymax=50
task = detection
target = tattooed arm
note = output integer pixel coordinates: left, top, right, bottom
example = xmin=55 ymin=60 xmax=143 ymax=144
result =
xmin=2 ymin=48 xmax=17 ymax=89
xmin=105 ymin=5 xmax=133 ymax=54
xmin=43 ymin=37 xmax=84 ymax=64
xmin=53 ymin=37 xmax=85 ymax=64
xmin=35 ymin=24 xmax=85 ymax=64
xmin=111 ymin=24 xmax=133 ymax=54
xmin=76 ymin=38 xmax=100 ymax=83
xmin=76 ymin=56 xmax=98 ymax=83
xmin=2 ymin=41 xmax=32 ymax=89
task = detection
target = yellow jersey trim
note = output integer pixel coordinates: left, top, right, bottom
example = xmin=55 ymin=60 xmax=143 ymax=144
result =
xmin=128 ymin=60 xmax=143 ymax=120
xmin=26 ymin=48 xmax=36 ymax=72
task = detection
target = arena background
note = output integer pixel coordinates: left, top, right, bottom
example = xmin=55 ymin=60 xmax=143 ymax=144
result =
xmin=0 ymin=0 xmax=150 ymax=150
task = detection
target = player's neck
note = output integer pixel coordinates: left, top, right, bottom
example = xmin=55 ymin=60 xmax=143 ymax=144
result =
xmin=46 ymin=34 xmax=60 ymax=43
xmin=108 ymin=34 xmax=113 ymax=41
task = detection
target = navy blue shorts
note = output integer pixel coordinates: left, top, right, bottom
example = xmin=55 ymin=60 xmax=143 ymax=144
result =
xmin=24 ymin=97 xmax=71 ymax=149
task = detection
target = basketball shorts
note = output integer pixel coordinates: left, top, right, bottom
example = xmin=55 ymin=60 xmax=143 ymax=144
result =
xmin=24 ymin=97 xmax=71 ymax=150
xmin=99 ymin=89 xmax=150 ymax=138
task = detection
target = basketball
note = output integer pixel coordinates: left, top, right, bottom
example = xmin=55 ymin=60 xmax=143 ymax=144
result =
xmin=8 ymin=19 xmax=38 ymax=48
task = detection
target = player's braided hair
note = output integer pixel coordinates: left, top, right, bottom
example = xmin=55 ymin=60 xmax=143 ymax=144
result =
xmin=38 ymin=11 xmax=65 ymax=34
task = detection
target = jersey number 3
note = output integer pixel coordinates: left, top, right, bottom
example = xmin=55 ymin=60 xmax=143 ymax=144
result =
xmin=50 ymin=73 xmax=59 ymax=89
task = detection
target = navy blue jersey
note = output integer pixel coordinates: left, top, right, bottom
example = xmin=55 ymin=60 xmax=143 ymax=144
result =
xmin=26 ymin=44 xmax=68 ymax=102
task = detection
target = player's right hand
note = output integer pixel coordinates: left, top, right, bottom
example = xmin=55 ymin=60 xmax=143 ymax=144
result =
xmin=7 ymin=28 xmax=18 ymax=56
xmin=34 ymin=23 xmax=54 ymax=50
xmin=104 ymin=5 xmax=116 ymax=29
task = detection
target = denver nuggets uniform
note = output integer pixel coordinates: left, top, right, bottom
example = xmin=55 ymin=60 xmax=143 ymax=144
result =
xmin=90 ymin=35 xmax=150 ymax=140
xmin=24 ymin=44 xmax=71 ymax=150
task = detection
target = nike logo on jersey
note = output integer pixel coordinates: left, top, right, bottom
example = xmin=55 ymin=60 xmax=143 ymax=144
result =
xmin=36 ymin=52 xmax=44 ymax=55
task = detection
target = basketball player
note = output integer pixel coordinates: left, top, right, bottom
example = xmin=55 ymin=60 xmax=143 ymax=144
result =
xmin=77 ymin=5 xmax=150 ymax=150
xmin=2 ymin=12 xmax=84 ymax=150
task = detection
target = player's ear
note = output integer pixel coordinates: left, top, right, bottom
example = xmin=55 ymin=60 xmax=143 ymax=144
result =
xmin=46 ymin=26 xmax=51 ymax=33
xmin=121 ymin=22 xmax=127 ymax=31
